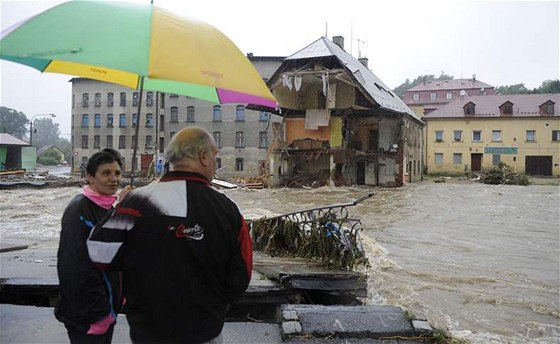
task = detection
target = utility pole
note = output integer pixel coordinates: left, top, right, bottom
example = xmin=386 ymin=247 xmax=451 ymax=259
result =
xmin=30 ymin=113 xmax=56 ymax=146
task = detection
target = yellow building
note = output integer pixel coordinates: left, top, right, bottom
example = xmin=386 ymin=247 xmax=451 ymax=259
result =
xmin=423 ymin=94 xmax=560 ymax=176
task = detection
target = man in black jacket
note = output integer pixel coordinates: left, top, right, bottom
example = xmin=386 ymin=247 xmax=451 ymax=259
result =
xmin=87 ymin=127 xmax=252 ymax=344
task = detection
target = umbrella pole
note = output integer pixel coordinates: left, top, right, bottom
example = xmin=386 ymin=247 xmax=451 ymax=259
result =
xmin=130 ymin=77 xmax=144 ymax=186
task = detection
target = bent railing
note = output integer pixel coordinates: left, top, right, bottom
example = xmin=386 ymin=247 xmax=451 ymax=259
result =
xmin=249 ymin=193 xmax=373 ymax=271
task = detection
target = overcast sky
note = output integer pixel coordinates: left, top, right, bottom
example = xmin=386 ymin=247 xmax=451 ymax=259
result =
xmin=1 ymin=0 xmax=559 ymax=139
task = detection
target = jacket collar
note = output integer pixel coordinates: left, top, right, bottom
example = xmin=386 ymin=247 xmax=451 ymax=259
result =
xmin=160 ymin=171 xmax=209 ymax=185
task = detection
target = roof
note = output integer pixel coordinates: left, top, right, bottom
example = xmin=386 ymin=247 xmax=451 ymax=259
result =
xmin=406 ymin=78 xmax=494 ymax=92
xmin=37 ymin=145 xmax=63 ymax=156
xmin=285 ymin=37 xmax=421 ymax=122
xmin=0 ymin=133 xmax=30 ymax=146
xmin=424 ymin=93 xmax=560 ymax=119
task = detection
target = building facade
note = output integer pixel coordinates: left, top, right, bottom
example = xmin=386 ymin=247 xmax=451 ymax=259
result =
xmin=70 ymin=54 xmax=284 ymax=179
xmin=423 ymin=93 xmax=560 ymax=176
xmin=267 ymin=36 xmax=424 ymax=187
xmin=403 ymin=77 xmax=496 ymax=116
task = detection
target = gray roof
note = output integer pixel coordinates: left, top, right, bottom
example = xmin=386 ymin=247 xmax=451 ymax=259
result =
xmin=0 ymin=133 xmax=29 ymax=146
xmin=424 ymin=93 xmax=560 ymax=118
xmin=286 ymin=37 xmax=421 ymax=122
xmin=406 ymin=78 xmax=494 ymax=92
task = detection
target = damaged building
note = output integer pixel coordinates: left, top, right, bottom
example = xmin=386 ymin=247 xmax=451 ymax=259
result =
xmin=267 ymin=36 xmax=424 ymax=187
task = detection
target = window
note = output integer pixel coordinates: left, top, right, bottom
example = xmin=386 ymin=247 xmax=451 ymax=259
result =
xmin=94 ymin=114 xmax=101 ymax=128
xmin=94 ymin=93 xmax=101 ymax=107
xmin=94 ymin=135 xmax=100 ymax=148
xmin=526 ymin=130 xmax=536 ymax=142
xmin=453 ymin=153 xmax=462 ymax=164
xmin=82 ymin=114 xmax=89 ymax=128
xmin=453 ymin=130 xmax=462 ymax=142
xmin=435 ymin=130 xmax=443 ymax=142
xmin=216 ymin=157 xmax=222 ymax=169
xmin=146 ymin=92 xmax=154 ymax=106
xmin=259 ymin=132 xmax=268 ymax=148
xmin=235 ymin=131 xmax=244 ymax=148
xmin=500 ymin=101 xmax=513 ymax=115
xmin=72 ymin=94 xmax=75 ymax=109
xmin=133 ymin=92 xmax=139 ymax=106
xmin=492 ymin=130 xmax=502 ymax=142
xmin=170 ymin=93 xmax=178 ymax=98
xmin=170 ymin=107 xmax=178 ymax=122
xmin=106 ymin=135 xmax=113 ymax=148
xmin=120 ymin=92 xmax=126 ymax=106
xmin=119 ymin=113 xmax=127 ymax=127
xmin=107 ymin=93 xmax=114 ymax=107
xmin=413 ymin=93 xmax=419 ymax=101
xmin=552 ymin=130 xmax=560 ymax=141
xmin=132 ymin=113 xmax=138 ymax=127
xmin=159 ymin=115 xmax=164 ymax=131
xmin=82 ymin=93 xmax=89 ymax=107
xmin=259 ymin=112 xmax=269 ymax=122
xmin=472 ymin=130 xmax=482 ymax=142
xmin=107 ymin=114 xmax=114 ymax=128
xmin=546 ymin=103 xmax=554 ymax=114
xmin=235 ymin=105 xmax=245 ymax=121
xmin=464 ymin=102 xmax=475 ymax=115
xmin=434 ymin=153 xmax=443 ymax=165
xmin=446 ymin=92 xmax=452 ymax=100
xmin=187 ymin=106 xmax=195 ymax=122
xmin=430 ymin=92 xmax=436 ymax=100
xmin=81 ymin=135 xmax=88 ymax=148
xmin=145 ymin=113 xmax=153 ymax=127
xmin=235 ymin=158 xmax=244 ymax=171
xmin=213 ymin=105 xmax=222 ymax=122
xmin=119 ymin=135 xmax=126 ymax=149
xmin=145 ymin=135 xmax=153 ymax=148
xmin=492 ymin=154 xmax=501 ymax=166
xmin=213 ymin=131 xmax=221 ymax=147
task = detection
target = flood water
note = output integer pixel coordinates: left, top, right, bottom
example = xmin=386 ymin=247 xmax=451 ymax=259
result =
xmin=1 ymin=180 xmax=559 ymax=344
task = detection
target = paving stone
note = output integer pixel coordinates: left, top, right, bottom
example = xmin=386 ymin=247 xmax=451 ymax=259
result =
xmin=283 ymin=304 xmax=415 ymax=339
xmin=412 ymin=319 xmax=433 ymax=335
xmin=282 ymin=321 xmax=302 ymax=335
xmin=282 ymin=310 xmax=299 ymax=321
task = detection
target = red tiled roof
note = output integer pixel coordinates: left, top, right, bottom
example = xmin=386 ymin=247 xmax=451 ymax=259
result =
xmin=406 ymin=78 xmax=494 ymax=92
xmin=423 ymin=94 xmax=560 ymax=118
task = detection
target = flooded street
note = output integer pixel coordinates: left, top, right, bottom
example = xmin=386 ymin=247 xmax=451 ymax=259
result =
xmin=1 ymin=181 xmax=559 ymax=344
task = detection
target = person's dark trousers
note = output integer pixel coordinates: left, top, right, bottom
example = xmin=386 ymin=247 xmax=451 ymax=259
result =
xmin=64 ymin=323 xmax=115 ymax=344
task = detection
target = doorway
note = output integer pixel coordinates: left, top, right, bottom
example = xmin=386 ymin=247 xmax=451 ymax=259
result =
xmin=471 ymin=153 xmax=483 ymax=172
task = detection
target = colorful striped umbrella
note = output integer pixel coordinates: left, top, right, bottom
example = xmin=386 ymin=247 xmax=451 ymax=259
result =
xmin=0 ymin=1 xmax=277 ymax=108
xmin=0 ymin=1 xmax=277 ymax=183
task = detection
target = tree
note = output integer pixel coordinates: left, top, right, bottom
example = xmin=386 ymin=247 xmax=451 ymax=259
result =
xmin=0 ymin=106 xmax=29 ymax=139
xmin=495 ymin=83 xmax=530 ymax=95
xmin=56 ymin=137 xmax=73 ymax=163
xmin=536 ymin=79 xmax=560 ymax=93
xmin=32 ymin=117 xmax=60 ymax=148
xmin=393 ymin=72 xmax=454 ymax=97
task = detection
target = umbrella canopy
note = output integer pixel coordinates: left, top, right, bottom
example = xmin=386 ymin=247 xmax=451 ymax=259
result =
xmin=0 ymin=0 xmax=277 ymax=109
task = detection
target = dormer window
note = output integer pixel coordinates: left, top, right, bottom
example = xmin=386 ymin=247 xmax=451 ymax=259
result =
xmin=540 ymin=100 xmax=555 ymax=115
xmin=499 ymin=101 xmax=513 ymax=116
xmin=464 ymin=102 xmax=475 ymax=115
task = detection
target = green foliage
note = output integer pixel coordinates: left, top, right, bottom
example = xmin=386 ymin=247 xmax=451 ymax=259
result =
xmin=496 ymin=79 xmax=560 ymax=95
xmin=482 ymin=162 xmax=530 ymax=185
xmin=37 ymin=149 xmax=63 ymax=165
xmin=56 ymin=137 xmax=72 ymax=162
xmin=393 ymin=72 xmax=454 ymax=97
xmin=250 ymin=215 xmax=370 ymax=271
xmin=0 ymin=106 xmax=29 ymax=139
xmin=32 ymin=117 xmax=60 ymax=148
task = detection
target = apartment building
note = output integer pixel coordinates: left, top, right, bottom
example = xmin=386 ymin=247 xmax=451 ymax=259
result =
xmin=70 ymin=55 xmax=284 ymax=178
xmin=403 ymin=76 xmax=496 ymax=116
xmin=423 ymin=93 xmax=560 ymax=176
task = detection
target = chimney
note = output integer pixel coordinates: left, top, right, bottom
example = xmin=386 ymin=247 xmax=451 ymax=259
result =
xmin=332 ymin=36 xmax=344 ymax=50
xmin=472 ymin=74 xmax=476 ymax=82
xmin=358 ymin=57 xmax=369 ymax=68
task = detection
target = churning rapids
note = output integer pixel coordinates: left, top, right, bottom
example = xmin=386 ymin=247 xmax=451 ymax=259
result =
xmin=1 ymin=180 xmax=559 ymax=344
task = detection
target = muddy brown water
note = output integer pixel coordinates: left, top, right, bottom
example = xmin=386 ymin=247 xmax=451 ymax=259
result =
xmin=1 ymin=180 xmax=558 ymax=343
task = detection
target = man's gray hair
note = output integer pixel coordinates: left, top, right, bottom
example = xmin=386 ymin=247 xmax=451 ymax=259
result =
xmin=166 ymin=127 xmax=215 ymax=164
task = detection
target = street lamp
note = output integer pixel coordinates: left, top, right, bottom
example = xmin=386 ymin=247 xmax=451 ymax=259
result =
xmin=30 ymin=113 xmax=56 ymax=146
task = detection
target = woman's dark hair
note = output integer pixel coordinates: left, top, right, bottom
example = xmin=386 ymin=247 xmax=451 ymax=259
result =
xmin=86 ymin=148 xmax=123 ymax=176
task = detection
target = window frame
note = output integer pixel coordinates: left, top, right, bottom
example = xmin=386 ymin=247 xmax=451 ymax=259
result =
xmin=434 ymin=153 xmax=443 ymax=165
xmin=235 ymin=131 xmax=244 ymax=148
xmin=492 ymin=130 xmax=502 ymax=142
xmin=526 ymin=130 xmax=536 ymax=142
xmin=213 ymin=105 xmax=222 ymax=122
xmin=472 ymin=130 xmax=482 ymax=142
xmin=453 ymin=153 xmax=462 ymax=164
xmin=82 ymin=114 xmax=89 ymax=128
xmin=453 ymin=130 xmax=462 ymax=142
xmin=435 ymin=130 xmax=443 ymax=142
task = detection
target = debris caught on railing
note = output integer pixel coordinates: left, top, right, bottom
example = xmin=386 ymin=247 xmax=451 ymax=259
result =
xmin=249 ymin=193 xmax=373 ymax=271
